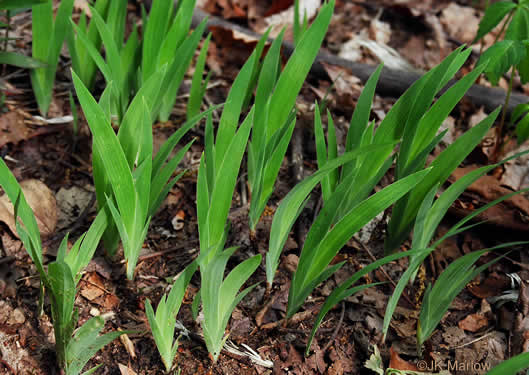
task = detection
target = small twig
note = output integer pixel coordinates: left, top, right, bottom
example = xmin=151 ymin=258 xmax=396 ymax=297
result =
xmin=355 ymin=239 xmax=415 ymax=307
xmin=449 ymin=329 xmax=495 ymax=349
xmin=321 ymin=302 xmax=345 ymax=353
xmin=504 ymin=255 xmax=529 ymax=271
xmin=261 ymin=310 xmax=315 ymax=330
xmin=81 ymin=276 xmax=112 ymax=295
xmin=136 ymin=247 xmax=197 ymax=264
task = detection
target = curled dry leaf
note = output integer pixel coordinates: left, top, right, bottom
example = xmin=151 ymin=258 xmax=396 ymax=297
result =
xmin=468 ymin=272 xmax=511 ymax=299
xmin=0 ymin=179 xmax=57 ymax=238
xmin=171 ymin=210 xmax=185 ymax=231
xmin=118 ymin=363 xmax=137 ymax=375
xmin=119 ymin=329 xmax=137 ymax=359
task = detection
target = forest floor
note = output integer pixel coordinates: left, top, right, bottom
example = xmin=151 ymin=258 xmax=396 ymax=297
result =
xmin=1 ymin=0 xmax=529 ymax=374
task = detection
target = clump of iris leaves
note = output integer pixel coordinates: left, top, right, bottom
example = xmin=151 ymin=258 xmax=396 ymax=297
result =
xmin=1 ymin=0 xmax=528 ymax=374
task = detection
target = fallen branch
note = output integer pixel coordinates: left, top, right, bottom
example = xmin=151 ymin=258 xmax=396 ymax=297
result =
xmin=190 ymin=8 xmax=529 ymax=116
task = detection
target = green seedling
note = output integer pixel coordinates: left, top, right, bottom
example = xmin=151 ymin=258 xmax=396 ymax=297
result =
xmin=310 ymin=48 xmax=494 ymax=255
xmin=66 ymin=0 xmax=111 ymax=90
xmin=474 ymin=0 xmax=529 ymax=144
xmin=380 ymin=47 xmax=499 ymax=253
xmin=270 ymin=159 xmax=430 ymax=319
xmin=195 ymin=43 xmax=268 ymax=361
xmin=73 ymin=69 xmax=213 ymax=279
xmin=146 ymin=261 xmax=197 ymax=372
xmin=197 ymin=42 xmax=267 ymax=257
xmin=200 ymin=246 xmax=261 ymax=362
xmin=30 ymin=0 xmax=74 ymax=115
xmin=70 ymin=2 xmax=139 ymax=120
xmin=72 ymin=0 xmax=206 ymax=122
xmin=314 ymin=63 xmax=385 ymax=204
xmin=1 ymin=0 xmax=48 ymax=72
xmin=0 ymin=158 xmax=126 ymax=374
xmin=187 ymin=33 xmax=212 ymax=121
xmin=142 ymin=0 xmax=205 ymax=121
xmin=293 ymin=0 xmax=309 ymax=46
xmin=248 ymin=0 xmax=334 ymax=230
xmin=416 ymin=246 xmax=514 ymax=354
xmin=266 ymin=145 xmax=392 ymax=287
xmin=382 ymin=153 xmax=529 ymax=344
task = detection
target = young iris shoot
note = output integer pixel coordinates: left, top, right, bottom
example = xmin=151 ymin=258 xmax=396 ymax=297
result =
xmin=382 ymin=157 xmax=529 ymax=345
xmin=0 ymin=158 xmax=126 ymax=375
xmin=71 ymin=0 xmax=207 ymax=122
xmin=72 ymin=68 xmax=212 ymax=279
xmin=31 ymin=0 xmax=74 ymax=115
xmin=146 ymin=261 xmax=197 ymax=372
xmin=269 ymin=153 xmax=430 ymax=318
xmin=248 ymin=0 xmax=335 ymax=231
xmin=142 ymin=0 xmax=205 ymax=121
xmin=0 ymin=0 xmax=48 ymax=71
xmin=195 ymin=43 xmax=269 ymax=361
xmin=66 ymin=0 xmax=112 ymax=90
xmin=187 ymin=33 xmax=212 ymax=121
xmin=293 ymin=0 xmax=309 ymax=46
xmin=377 ymin=47 xmax=499 ymax=253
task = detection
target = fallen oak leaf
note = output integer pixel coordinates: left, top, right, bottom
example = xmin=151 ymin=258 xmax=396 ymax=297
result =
xmin=458 ymin=313 xmax=489 ymax=332
xmin=0 ymin=179 xmax=57 ymax=238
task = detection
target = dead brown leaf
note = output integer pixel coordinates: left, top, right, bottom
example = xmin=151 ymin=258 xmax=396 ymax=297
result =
xmin=440 ymin=3 xmax=480 ymax=44
xmin=80 ymin=272 xmax=106 ymax=301
xmin=450 ymin=165 xmax=529 ymax=231
xmin=458 ymin=313 xmax=489 ymax=332
xmin=0 ymin=111 xmax=32 ymax=148
xmin=100 ymin=293 xmax=120 ymax=310
xmin=118 ymin=363 xmax=137 ymax=375
xmin=201 ymin=0 xmax=248 ymax=19
xmin=468 ymin=272 xmax=511 ymax=299
xmin=119 ymin=329 xmax=136 ymax=359
xmin=389 ymin=347 xmax=419 ymax=371
xmin=0 ymin=179 xmax=57 ymax=238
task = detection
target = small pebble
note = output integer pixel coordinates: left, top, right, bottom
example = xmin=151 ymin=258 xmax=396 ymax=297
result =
xmin=7 ymin=308 xmax=25 ymax=325
xmin=90 ymin=307 xmax=101 ymax=316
